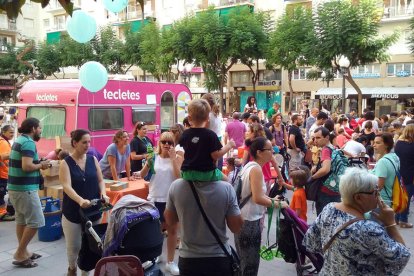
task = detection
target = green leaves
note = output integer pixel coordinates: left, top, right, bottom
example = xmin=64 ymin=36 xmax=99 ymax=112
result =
xmin=1 ymin=0 xmax=73 ymax=19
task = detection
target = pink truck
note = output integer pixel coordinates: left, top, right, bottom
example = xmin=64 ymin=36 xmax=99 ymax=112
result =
xmin=14 ymin=79 xmax=192 ymax=157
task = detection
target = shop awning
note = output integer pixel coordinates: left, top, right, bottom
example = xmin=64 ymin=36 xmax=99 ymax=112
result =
xmin=315 ymin=87 xmax=414 ymax=99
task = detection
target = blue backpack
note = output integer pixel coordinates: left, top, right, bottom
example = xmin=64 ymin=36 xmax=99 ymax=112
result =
xmin=323 ymin=145 xmax=349 ymax=193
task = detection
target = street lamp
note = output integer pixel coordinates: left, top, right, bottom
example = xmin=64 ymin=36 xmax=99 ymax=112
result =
xmin=339 ymin=55 xmax=350 ymax=114
xmin=178 ymin=62 xmax=193 ymax=86
xmin=321 ymin=71 xmax=326 ymax=79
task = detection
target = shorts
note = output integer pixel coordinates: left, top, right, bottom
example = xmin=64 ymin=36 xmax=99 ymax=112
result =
xmin=154 ymin=202 xmax=166 ymax=223
xmin=0 ymin=178 xmax=6 ymax=206
xmin=8 ymin=190 xmax=45 ymax=228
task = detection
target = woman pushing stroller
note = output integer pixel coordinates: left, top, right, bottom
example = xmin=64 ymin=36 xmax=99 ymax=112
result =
xmin=59 ymin=129 xmax=109 ymax=276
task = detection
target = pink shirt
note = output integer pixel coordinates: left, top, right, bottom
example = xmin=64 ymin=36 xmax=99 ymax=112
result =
xmin=226 ymin=121 xmax=246 ymax=148
xmin=336 ymin=134 xmax=349 ymax=148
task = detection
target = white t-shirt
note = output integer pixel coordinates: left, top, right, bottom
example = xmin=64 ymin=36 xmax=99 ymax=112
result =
xmin=308 ymin=122 xmax=322 ymax=139
xmin=148 ymin=155 xmax=176 ymax=202
xmin=361 ymin=120 xmax=379 ymax=132
xmin=209 ymin=112 xmax=223 ymax=138
xmin=342 ymin=140 xmax=366 ymax=157
xmin=240 ymin=161 xmax=265 ymax=221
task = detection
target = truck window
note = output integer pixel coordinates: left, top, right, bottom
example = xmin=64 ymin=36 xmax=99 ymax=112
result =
xmin=27 ymin=107 xmax=66 ymax=138
xmin=132 ymin=109 xmax=156 ymax=125
xmin=89 ymin=108 xmax=123 ymax=131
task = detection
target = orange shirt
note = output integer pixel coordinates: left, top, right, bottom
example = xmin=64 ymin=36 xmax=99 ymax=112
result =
xmin=0 ymin=137 xmax=11 ymax=179
xmin=290 ymin=188 xmax=307 ymax=222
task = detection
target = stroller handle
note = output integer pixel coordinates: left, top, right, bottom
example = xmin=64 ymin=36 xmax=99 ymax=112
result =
xmin=78 ymin=198 xmax=113 ymax=223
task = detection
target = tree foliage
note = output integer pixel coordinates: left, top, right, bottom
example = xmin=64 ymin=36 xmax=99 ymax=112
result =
xmin=36 ymin=42 xmax=61 ymax=78
xmin=311 ymin=0 xmax=399 ymax=114
xmin=266 ymin=6 xmax=314 ymax=112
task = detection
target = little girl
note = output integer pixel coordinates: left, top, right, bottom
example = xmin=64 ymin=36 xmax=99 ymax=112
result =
xmin=283 ymin=166 xmax=310 ymax=222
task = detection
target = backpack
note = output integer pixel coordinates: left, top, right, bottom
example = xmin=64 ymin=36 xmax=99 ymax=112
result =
xmin=322 ymin=145 xmax=349 ymax=193
xmin=234 ymin=162 xmax=257 ymax=209
xmin=383 ymin=157 xmax=408 ymax=214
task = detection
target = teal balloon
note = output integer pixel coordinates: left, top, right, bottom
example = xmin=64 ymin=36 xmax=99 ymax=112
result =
xmin=79 ymin=62 xmax=108 ymax=93
xmin=103 ymin=0 xmax=128 ymax=13
xmin=67 ymin=10 xmax=97 ymax=43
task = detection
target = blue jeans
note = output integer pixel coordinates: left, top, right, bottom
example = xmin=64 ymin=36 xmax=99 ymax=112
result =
xmin=396 ymin=184 xmax=414 ymax=223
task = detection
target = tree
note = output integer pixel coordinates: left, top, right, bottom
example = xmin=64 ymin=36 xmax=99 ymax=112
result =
xmin=228 ymin=8 xmax=269 ymax=94
xmin=36 ymin=42 xmax=62 ymax=78
xmin=57 ymin=34 xmax=95 ymax=70
xmin=408 ymin=17 xmax=414 ymax=54
xmin=311 ymin=0 xmax=399 ymax=115
xmin=136 ymin=21 xmax=162 ymax=81
xmin=189 ymin=8 xmax=236 ymax=114
xmin=266 ymin=6 xmax=314 ymax=112
xmin=91 ymin=26 xmax=128 ymax=74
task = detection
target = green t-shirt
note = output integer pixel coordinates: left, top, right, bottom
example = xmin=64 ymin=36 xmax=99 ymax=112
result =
xmin=371 ymin=153 xmax=400 ymax=206
xmin=7 ymin=134 xmax=40 ymax=191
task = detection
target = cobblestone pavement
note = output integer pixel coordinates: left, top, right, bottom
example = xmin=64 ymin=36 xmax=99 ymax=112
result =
xmin=1 ymin=192 xmax=413 ymax=275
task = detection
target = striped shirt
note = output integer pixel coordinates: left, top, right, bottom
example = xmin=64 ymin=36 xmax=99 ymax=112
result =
xmin=7 ymin=134 xmax=41 ymax=191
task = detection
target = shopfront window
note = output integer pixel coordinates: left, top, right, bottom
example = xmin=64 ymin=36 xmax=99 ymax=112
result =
xmin=88 ymin=108 xmax=123 ymax=131
xmin=27 ymin=107 xmax=66 ymax=138
xmin=350 ymin=64 xmax=380 ymax=78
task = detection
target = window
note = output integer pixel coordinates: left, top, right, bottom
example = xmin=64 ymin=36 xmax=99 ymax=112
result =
xmin=293 ymin=68 xmax=311 ymax=80
xmin=27 ymin=107 xmax=66 ymax=138
xmin=43 ymin=19 xmax=50 ymax=29
xmin=387 ymin=63 xmax=414 ymax=77
xmin=54 ymin=15 xmax=66 ymax=30
xmin=24 ymin=18 xmax=34 ymax=28
xmin=88 ymin=108 xmax=123 ymax=131
xmin=0 ymin=15 xmax=7 ymax=29
xmin=132 ymin=109 xmax=156 ymax=125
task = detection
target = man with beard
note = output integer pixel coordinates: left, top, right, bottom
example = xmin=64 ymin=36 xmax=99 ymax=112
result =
xmin=288 ymin=114 xmax=306 ymax=169
xmin=7 ymin=118 xmax=50 ymax=268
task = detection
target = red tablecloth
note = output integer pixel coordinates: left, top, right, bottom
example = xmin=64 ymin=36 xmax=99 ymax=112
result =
xmin=106 ymin=178 xmax=149 ymax=206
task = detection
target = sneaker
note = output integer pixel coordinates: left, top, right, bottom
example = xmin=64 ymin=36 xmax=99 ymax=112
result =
xmin=0 ymin=214 xmax=15 ymax=221
xmin=166 ymin=261 xmax=180 ymax=275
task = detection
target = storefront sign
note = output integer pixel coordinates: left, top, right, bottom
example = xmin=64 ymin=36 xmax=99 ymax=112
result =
xmin=352 ymin=73 xmax=380 ymax=79
xmin=396 ymin=71 xmax=410 ymax=77
xmin=319 ymin=95 xmax=343 ymax=100
xmin=371 ymin=93 xmax=399 ymax=99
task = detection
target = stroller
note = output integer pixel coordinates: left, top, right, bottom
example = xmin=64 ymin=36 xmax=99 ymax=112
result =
xmin=78 ymin=196 xmax=164 ymax=275
xmin=278 ymin=208 xmax=324 ymax=276
xmin=260 ymin=204 xmax=323 ymax=276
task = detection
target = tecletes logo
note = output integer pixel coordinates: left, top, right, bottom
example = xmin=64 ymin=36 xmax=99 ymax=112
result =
xmin=103 ymin=89 xmax=140 ymax=100
xmin=36 ymin=93 xmax=58 ymax=102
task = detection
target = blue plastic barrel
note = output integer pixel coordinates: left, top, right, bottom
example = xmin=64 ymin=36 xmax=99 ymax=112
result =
xmin=38 ymin=197 xmax=62 ymax=242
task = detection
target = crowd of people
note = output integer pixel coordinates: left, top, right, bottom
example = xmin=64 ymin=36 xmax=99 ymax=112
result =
xmin=1 ymin=95 xmax=414 ymax=275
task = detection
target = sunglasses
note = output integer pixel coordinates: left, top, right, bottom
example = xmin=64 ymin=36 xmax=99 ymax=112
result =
xmin=161 ymin=140 xmax=174 ymax=145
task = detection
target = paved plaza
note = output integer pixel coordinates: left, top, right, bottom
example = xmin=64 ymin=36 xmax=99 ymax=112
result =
xmin=1 ymin=194 xmax=414 ymax=275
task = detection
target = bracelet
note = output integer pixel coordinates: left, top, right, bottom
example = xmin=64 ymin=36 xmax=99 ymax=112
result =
xmin=384 ymin=223 xmax=397 ymax=229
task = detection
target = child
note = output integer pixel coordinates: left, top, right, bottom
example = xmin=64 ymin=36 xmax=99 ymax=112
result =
xmin=226 ymin=157 xmax=239 ymax=186
xmin=283 ymin=166 xmax=310 ymax=222
xmin=178 ymin=99 xmax=235 ymax=181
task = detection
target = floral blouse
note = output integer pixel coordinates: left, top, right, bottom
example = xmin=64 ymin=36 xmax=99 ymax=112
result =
xmin=303 ymin=203 xmax=410 ymax=275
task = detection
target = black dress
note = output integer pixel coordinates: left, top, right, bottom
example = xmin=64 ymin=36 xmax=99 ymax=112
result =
xmin=130 ymin=136 xmax=153 ymax=173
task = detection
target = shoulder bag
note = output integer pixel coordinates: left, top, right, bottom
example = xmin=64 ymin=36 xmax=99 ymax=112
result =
xmin=323 ymin=217 xmax=364 ymax=253
xmin=188 ymin=181 xmax=241 ymax=276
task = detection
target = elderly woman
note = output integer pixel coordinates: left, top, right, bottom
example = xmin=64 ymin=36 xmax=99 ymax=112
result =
xmin=130 ymin=122 xmax=153 ymax=174
xmin=371 ymin=133 xmax=399 ymax=207
xmin=304 ymin=167 xmax=410 ymax=275
xmin=236 ymin=137 xmax=287 ymax=276
xmin=394 ymin=124 xmax=414 ymax=228
xmin=60 ymin=129 xmax=109 ymax=275
xmin=99 ymin=130 xmax=133 ymax=181
xmin=140 ymin=131 xmax=183 ymax=275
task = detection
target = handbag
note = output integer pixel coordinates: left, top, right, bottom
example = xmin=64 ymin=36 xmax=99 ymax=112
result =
xmin=305 ymin=160 xmax=328 ymax=201
xmin=188 ymin=181 xmax=241 ymax=275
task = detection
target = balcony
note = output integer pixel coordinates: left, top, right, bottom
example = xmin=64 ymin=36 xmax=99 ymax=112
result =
xmin=382 ymin=4 xmax=414 ymax=20
xmin=46 ymin=0 xmax=81 ymax=14
xmin=218 ymin=0 xmax=253 ymax=6
xmin=0 ymin=21 xmax=17 ymax=34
